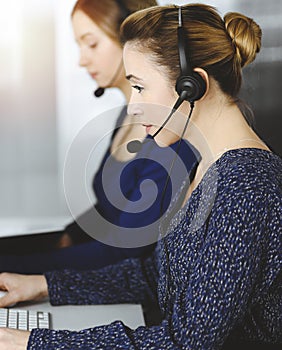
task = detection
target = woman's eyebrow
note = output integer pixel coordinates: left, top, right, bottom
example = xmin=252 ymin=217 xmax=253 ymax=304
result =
xmin=126 ymin=74 xmax=143 ymax=82
xmin=79 ymin=32 xmax=95 ymax=41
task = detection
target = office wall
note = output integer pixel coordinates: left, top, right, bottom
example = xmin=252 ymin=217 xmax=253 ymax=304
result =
xmin=0 ymin=0 xmax=60 ymax=217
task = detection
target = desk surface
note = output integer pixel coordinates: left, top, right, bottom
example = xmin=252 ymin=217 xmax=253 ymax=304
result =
xmin=18 ymin=299 xmax=145 ymax=330
xmin=0 ymin=216 xmax=71 ymax=238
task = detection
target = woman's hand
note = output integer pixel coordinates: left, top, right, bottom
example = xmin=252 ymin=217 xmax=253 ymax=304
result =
xmin=0 ymin=272 xmax=48 ymax=308
xmin=0 ymin=328 xmax=30 ymax=349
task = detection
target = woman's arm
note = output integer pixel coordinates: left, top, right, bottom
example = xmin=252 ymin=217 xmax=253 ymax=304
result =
xmin=45 ymin=249 xmax=159 ymax=307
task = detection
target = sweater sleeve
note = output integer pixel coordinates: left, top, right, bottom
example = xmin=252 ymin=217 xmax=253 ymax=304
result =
xmin=44 ymin=250 xmax=159 ymax=306
xmin=27 ymin=320 xmax=178 ymax=350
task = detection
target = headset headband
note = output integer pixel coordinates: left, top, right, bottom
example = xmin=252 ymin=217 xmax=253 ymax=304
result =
xmin=175 ymin=6 xmax=207 ymax=103
xmin=177 ymin=7 xmax=193 ymax=77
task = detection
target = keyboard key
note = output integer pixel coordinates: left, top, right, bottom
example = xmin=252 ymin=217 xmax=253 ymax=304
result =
xmin=38 ymin=311 xmax=50 ymax=328
xmin=8 ymin=309 xmax=17 ymax=329
xmin=18 ymin=310 xmax=28 ymax=330
xmin=0 ymin=308 xmax=8 ymax=327
xmin=0 ymin=308 xmax=50 ymax=330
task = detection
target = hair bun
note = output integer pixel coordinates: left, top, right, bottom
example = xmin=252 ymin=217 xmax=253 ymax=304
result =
xmin=224 ymin=12 xmax=262 ymax=68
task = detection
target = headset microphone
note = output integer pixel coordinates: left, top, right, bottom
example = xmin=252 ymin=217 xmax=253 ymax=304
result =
xmin=126 ymin=139 xmax=144 ymax=154
xmin=93 ymin=58 xmax=124 ymax=98
xmin=94 ymin=87 xmax=105 ymax=97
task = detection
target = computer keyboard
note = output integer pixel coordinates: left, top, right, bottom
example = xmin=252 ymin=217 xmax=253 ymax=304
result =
xmin=0 ymin=308 xmax=50 ymax=330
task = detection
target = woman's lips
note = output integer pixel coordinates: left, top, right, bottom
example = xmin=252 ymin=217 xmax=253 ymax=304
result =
xmin=90 ymin=72 xmax=98 ymax=79
xmin=143 ymin=124 xmax=152 ymax=134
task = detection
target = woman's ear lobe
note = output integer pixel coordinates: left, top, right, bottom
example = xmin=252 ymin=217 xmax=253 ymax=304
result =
xmin=194 ymin=67 xmax=209 ymax=99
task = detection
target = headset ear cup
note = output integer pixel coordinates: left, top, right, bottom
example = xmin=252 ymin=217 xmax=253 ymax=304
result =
xmin=175 ymin=72 xmax=206 ymax=102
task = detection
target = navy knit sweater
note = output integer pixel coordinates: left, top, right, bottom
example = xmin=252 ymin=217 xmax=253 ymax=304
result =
xmin=28 ymin=148 xmax=282 ymax=349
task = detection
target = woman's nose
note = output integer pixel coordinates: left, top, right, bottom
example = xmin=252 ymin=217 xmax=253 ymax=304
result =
xmin=127 ymin=103 xmax=143 ymax=117
xmin=79 ymin=49 xmax=90 ymax=67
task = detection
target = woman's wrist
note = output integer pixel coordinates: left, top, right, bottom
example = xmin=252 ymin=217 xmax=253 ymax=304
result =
xmin=36 ymin=275 xmax=49 ymax=299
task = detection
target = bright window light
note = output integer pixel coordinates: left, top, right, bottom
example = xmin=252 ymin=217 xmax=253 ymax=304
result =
xmin=0 ymin=0 xmax=23 ymax=86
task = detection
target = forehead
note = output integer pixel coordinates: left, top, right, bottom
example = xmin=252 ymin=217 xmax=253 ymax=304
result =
xmin=72 ymin=10 xmax=104 ymax=40
xmin=123 ymin=43 xmax=146 ymax=63
xmin=123 ymin=42 xmax=171 ymax=83
xmin=124 ymin=43 xmax=156 ymax=72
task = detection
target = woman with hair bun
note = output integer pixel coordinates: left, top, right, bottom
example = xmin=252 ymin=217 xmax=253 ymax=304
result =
xmin=0 ymin=4 xmax=281 ymax=349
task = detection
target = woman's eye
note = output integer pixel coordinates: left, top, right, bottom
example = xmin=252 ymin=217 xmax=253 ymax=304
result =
xmin=132 ymin=85 xmax=144 ymax=94
xmin=89 ymin=43 xmax=97 ymax=49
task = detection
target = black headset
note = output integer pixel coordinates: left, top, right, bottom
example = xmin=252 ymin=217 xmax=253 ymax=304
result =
xmin=175 ymin=7 xmax=207 ymax=103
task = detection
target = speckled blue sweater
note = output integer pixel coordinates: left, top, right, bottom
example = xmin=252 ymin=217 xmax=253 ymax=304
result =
xmin=28 ymin=149 xmax=282 ymax=349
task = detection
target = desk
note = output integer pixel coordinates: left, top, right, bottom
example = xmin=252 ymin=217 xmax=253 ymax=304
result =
xmin=18 ymin=299 xmax=145 ymax=330
xmin=0 ymin=216 xmax=70 ymax=238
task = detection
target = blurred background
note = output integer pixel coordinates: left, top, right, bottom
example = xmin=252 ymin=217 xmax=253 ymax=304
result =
xmin=0 ymin=0 xmax=281 ymax=231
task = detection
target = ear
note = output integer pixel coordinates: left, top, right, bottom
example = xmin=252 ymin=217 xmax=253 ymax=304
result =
xmin=194 ymin=68 xmax=209 ymax=100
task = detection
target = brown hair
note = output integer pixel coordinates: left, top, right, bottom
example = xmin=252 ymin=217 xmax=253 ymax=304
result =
xmin=71 ymin=0 xmax=157 ymax=44
xmin=120 ymin=4 xmax=262 ymax=99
